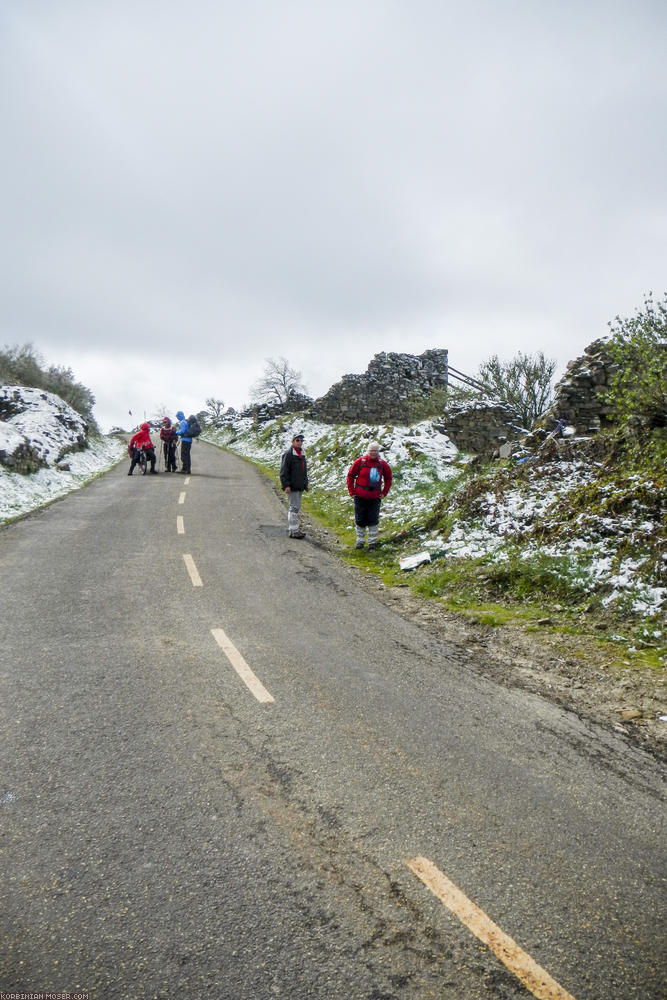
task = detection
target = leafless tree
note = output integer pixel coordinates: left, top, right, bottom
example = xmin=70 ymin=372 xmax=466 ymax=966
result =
xmin=204 ymin=397 xmax=226 ymax=426
xmin=250 ymin=357 xmax=307 ymax=406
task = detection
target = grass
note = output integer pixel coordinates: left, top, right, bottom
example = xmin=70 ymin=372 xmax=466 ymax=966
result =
xmin=204 ymin=421 xmax=666 ymax=668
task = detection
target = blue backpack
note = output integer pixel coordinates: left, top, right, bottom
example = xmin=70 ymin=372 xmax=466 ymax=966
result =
xmin=361 ymin=458 xmax=382 ymax=487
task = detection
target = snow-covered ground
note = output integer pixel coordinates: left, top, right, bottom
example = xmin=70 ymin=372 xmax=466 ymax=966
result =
xmin=0 ymin=385 xmax=126 ymax=523
xmin=0 ymin=435 xmax=126 ymax=524
xmin=1 ymin=384 xmax=88 ymax=464
xmin=206 ymin=415 xmax=666 ymax=629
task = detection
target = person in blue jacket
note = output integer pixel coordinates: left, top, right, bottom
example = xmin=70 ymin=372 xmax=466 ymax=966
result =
xmin=174 ymin=410 xmax=192 ymax=474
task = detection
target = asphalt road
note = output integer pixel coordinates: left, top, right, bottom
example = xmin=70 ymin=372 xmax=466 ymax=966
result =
xmin=1 ymin=442 xmax=665 ymax=999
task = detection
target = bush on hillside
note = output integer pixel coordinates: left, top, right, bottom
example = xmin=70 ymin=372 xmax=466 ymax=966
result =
xmin=447 ymin=351 xmax=556 ymax=429
xmin=605 ymin=292 xmax=667 ymax=429
xmin=0 ymin=343 xmax=97 ymax=429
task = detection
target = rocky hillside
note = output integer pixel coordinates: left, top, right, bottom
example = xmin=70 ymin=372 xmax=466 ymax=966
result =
xmin=0 ymin=384 xmax=125 ymax=522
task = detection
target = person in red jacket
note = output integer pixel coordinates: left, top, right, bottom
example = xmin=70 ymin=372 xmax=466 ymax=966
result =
xmin=347 ymin=441 xmax=392 ymax=549
xmin=159 ymin=416 xmax=178 ymax=473
xmin=128 ymin=422 xmax=157 ymax=475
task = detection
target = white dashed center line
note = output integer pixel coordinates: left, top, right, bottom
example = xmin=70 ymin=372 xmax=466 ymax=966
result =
xmin=406 ymin=857 xmax=576 ymax=1000
xmin=211 ymin=628 xmax=275 ymax=704
xmin=178 ymin=492 xmax=186 ymax=504
xmin=183 ymin=553 xmax=203 ymax=587
xmin=177 ymin=516 xmax=184 ymax=534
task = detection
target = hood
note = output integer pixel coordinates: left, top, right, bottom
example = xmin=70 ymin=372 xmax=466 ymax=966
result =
xmin=162 ymin=417 xmax=171 ymax=427
xmin=176 ymin=411 xmax=185 ymax=420
xmin=140 ymin=422 xmax=150 ymax=430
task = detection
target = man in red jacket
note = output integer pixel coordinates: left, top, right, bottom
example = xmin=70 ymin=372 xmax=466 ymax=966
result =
xmin=347 ymin=441 xmax=392 ymax=549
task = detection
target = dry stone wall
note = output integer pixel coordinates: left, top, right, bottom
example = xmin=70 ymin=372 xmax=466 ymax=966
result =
xmin=309 ymin=349 xmax=449 ymax=424
xmin=542 ymin=338 xmax=616 ymax=435
xmin=237 ymin=338 xmax=621 ymax=454
xmin=440 ymin=402 xmax=524 ymax=456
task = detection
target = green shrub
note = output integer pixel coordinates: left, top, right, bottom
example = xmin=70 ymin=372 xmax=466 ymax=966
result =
xmin=605 ymin=292 xmax=667 ymax=428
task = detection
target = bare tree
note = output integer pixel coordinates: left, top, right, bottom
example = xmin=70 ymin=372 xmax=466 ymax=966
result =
xmin=251 ymin=357 xmax=307 ymax=406
xmin=204 ymin=397 xmax=226 ymax=426
xmin=448 ymin=351 xmax=557 ymax=430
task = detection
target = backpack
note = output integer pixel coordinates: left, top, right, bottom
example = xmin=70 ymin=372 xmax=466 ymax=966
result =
xmin=360 ymin=458 xmax=382 ymax=487
xmin=187 ymin=414 xmax=202 ymax=438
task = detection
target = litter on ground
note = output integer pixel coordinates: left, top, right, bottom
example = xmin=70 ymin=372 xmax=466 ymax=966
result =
xmin=399 ymin=551 xmax=432 ymax=571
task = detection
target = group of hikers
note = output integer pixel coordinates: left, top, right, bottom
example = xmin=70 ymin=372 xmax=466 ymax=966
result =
xmin=127 ymin=410 xmax=195 ymax=476
xmin=128 ymin=421 xmax=392 ymax=549
xmin=280 ymin=431 xmax=392 ymax=549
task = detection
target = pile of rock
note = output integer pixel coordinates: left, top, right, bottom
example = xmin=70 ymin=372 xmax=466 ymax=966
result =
xmin=310 ymin=349 xmax=449 ymax=424
xmin=545 ymin=338 xmax=616 ymax=435
xmin=240 ymin=391 xmax=314 ymax=424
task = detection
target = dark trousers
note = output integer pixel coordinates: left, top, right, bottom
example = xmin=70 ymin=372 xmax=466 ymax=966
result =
xmin=180 ymin=440 xmax=192 ymax=473
xmin=354 ymin=496 xmax=381 ymax=527
xmin=129 ymin=447 xmax=156 ymax=473
xmin=163 ymin=441 xmax=177 ymax=472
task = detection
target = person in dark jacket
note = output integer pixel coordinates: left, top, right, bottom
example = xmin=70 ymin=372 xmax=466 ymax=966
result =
xmin=128 ymin=422 xmax=158 ymax=475
xmin=160 ymin=416 xmax=178 ymax=472
xmin=280 ymin=432 xmax=308 ymax=539
xmin=174 ymin=410 xmax=192 ymax=474
xmin=347 ymin=441 xmax=392 ymax=549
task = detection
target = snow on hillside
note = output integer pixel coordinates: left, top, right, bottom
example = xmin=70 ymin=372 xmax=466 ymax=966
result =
xmin=1 ymin=385 xmax=88 ymax=464
xmin=0 ymin=436 xmax=126 ymax=524
xmin=0 ymin=385 xmax=126 ymax=524
xmin=207 ymin=415 xmax=462 ymax=524
xmin=206 ymin=415 xmax=666 ymax=630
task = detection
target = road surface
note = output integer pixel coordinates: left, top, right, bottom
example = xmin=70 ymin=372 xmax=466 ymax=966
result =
xmin=1 ymin=442 xmax=664 ymax=998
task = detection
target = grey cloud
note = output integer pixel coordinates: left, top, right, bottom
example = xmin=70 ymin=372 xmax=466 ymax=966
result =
xmin=1 ymin=1 xmax=666 ymax=429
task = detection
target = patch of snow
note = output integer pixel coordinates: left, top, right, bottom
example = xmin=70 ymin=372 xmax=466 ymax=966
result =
xmin=0 ymin=435 xmax=126 ymax=523
xmin=0 ymin=384 xmax=126 ymax=523
xmin=1 ymin=384 xmax=87 ymax=465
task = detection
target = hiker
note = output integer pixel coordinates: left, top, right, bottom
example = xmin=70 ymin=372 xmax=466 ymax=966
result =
xmin=128 ymin=422 xmax=158 ymax=475
xmin=160 ymin=417 xmax=178 ymax=473
xmin=174 ymin=410 xmax=192 ymax=474
xmin=347 ymin=440 xmax=392 ymax=549
xmin=280 ymin=432 xmax=309 ymax=539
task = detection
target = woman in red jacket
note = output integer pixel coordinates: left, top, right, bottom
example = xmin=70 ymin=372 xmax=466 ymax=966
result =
xmin=159 ymin=417 xmax=178 ymax=473
xmin=128 ymin=422 xmax=157 ymax=475
xmin=347 ymin=441 xmax=392 ymax=549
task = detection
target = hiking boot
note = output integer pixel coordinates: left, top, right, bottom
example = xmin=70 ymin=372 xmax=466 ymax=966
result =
xmin=367 ymin=542 xmax=378 ymax=550
xmin=289 ymin=530 xmax=306 ymax=539
xmin=355 ymin=540 xmax=365 ymax=549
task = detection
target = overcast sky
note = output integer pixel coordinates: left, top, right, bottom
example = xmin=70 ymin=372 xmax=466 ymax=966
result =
xmin=2 ymin=1 xmax=665 ymax=431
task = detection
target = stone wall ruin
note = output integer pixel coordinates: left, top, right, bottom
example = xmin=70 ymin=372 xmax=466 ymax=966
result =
xmin=309 ymin=349 xmax=449 ymax=424
xmin=239 ymin=337 xmax=626 ymax=456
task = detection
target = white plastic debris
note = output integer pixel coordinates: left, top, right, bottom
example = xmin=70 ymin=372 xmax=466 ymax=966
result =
xmin=399 ymin=551 xmax=432 ymax=571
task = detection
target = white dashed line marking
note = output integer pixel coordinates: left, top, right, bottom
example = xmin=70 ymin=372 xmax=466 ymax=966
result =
xmin=183 ymin=553 xmax=203 ymax=587
xmin=211 ymin=628 xmax=275 ymax=704
xmin=178 ymin=492 xmax=186 ymax=504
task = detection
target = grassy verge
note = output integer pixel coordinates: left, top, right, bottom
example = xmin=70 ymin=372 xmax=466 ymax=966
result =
xmin=204 ymin=421 xmax=666 ymax=672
